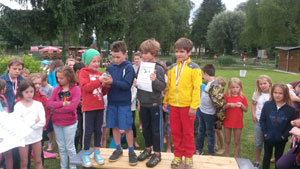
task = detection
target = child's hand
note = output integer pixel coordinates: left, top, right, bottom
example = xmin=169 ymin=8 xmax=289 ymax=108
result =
xmin=63 ymin=101 xmax=70 ymax=107
xmin=99 ymin=75 xmax=106 ymax=83
xmin=291 ymin=119 xmax=300 ymax=127
xmin=150 ymin=73 xmax=156 ymax=81
xmin=133 ymin=78 xmax=137 ymax=87
xmin=103 ymin=76 xmax=113 ymax=85
xmin=252 ymin=115 xmax=258 ymax=123
xmin=236 ymin=102 xmax=243 ymax=108
xmin=163 ymin=104 xmax=168 ymax=112
xmin=290 ymin=127 xmax=300 ymax=136
xmin=35 ymin=117 xmax=40 ymax=123
xmin=188 ymin=108 xmax=196 ymax=116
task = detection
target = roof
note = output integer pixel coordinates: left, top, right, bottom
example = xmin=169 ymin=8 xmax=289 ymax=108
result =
xmin=275 ymin=46 xmax=300 ymax=51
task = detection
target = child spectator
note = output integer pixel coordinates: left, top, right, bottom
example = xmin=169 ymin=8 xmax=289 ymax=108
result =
xmin=196 ymin=64 xmax=225 ymax=156
xmin=163 ymin=37 xmax=202 ymax=169
xmin=21 ymin=68 xmax=30 ymax=80
xmin=46 ymin=66 xmax=81 ymax=169
xmin=0 ymin=57 xmax=24 ymax=169
xmin=0 ymin=79 xmax=10 ymax=168
xmin=73 ymin=62 xmax=85 ymax=151
xmin=41 ymin=60 xmax=50 ymax=72
xmin=260 ymin=83 xmax=296 ymax=169
xmin=66 ymin=58 xmax=76 ymax=69
xmin=136 ymin=39 xmax=166 ymax=167
xmin=214 ymin=76 xmax=226 ymax=155
xmin=103 ymin=41 xmax=137 ymax=165
xmin=133 ymin=51 xmax=142 ymax=74
xmin=40 ymin=72 xmax=54 ymax=99
xmin=40 ymin=72 xmax=55 ymax=151
xmin=163 ymin=60 xmax=172 ymax=153
xmin=223 ymin=78 xmax=248 ymax=158
xmin=21 ymin=73 xmax=50 ymax=168
xmin=251 ymin=75 xmax=272 ymax=169
xmin=131 ymin=82 xmax=139 ymax=148
xmin=14 ymin=80 xmax=45 ymax=169
xmin=79 ymin=49 xmax=108 ymax=167
xmin=48 ymin=60 xmax=64 ymax=88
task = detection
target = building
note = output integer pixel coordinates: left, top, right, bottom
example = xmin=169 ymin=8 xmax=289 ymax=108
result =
xmin=275 ymin=46 xmax=300 ymax=73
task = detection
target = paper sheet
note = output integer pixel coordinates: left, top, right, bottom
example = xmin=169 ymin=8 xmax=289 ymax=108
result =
xmin=136 ymin=62 xmax=155 ymax=92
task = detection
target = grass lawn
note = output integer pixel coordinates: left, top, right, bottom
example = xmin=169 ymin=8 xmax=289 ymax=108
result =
xmin=40 ymin=69 xmax=300 ymax=169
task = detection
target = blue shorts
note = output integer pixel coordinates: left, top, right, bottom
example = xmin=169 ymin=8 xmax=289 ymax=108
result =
xmin=106 ymin=105 xmax=133 ymax=130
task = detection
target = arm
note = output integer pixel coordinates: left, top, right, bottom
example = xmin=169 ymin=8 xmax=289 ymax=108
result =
xmin=259 ymin=104 xmax=268 ymax=137
xmin=208 ymin=83 xmax=225 ymax=109
xmin=251 ymin=101 xmax=258 ymax=122
xmin=151 ymin=66 xmax=166 ymax=92
xmin=190 ymin=68 xmax=202 ymax=109
xmin=31 ymin=102 xmax=46 ymax=130
xmin=111 ymin=66 xmax=134 ymax=90
xmin=163 ymin=70 xmax=171 ymax=107
xmin=282 ymin=108 xmax=296 ymax=139
xmin=46 ymin=88 xmax=63 ymax=109
xmin=54 ymin=86 xmax=81 ymax=113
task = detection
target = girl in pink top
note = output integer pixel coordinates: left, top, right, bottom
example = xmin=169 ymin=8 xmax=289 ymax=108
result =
xmin=46 ymin=66 xmax=81 ymax=169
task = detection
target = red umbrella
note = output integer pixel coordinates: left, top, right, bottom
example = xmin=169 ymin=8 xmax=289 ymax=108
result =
xmin=78 ymin=49 xmax=87 ymax=53
xmin=40 ymin=46 xmax=62 ymax=52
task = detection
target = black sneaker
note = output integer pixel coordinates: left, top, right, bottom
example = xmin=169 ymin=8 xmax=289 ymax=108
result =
xmin=109 ymin=149 xmax=123 ymax=162
xmin=137 ymin=149 xmax=152 ymax=161
xmin=129 ymin=151 xmax=138 ymax=166
xmin=146 ymin=153 xmax=161 ymax=168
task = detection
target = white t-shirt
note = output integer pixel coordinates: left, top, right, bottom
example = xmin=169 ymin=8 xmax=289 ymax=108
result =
xmin=14 ymin=100 xmax=45 ymax=145
xmin=252 ymin=92 xmax=270 ymax=121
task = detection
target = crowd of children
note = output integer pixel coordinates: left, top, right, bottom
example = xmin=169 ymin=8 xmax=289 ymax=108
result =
xmin=0 ymin=37 xmax=299 ymax=169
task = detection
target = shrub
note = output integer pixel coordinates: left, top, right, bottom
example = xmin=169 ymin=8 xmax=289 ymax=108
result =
xmin=0 ymin=55 xmax=42 ymax=75
xmin=218 ymin=55 xmax=236 ymax=66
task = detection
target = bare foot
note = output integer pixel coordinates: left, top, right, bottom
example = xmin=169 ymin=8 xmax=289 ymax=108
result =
xmin=214 ymin=144 xmax=218 ymax=150
xmin=134 ymin=141 xmax=140 ymax=148
xmin=216 ymin=148 xmax=225 ymax=155
xmin=166 ymin=147 xmax=171 ymax=153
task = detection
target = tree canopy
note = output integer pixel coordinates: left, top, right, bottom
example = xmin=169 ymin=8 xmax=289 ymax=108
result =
xmin=206 ymin=11 xmax=246 ymax=54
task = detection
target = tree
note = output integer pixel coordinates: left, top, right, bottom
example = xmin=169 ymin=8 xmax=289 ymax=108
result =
xmin=206 ymin=11 xmax=246 ymax=54
xmin=241 ymin=0 xmax=300 ymax=50
xmin=190 ymin=0 xmax=225 ymax=50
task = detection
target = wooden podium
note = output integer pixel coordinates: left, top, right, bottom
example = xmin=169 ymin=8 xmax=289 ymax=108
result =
xmin=70 ymin=148 xmax=253 ymax=169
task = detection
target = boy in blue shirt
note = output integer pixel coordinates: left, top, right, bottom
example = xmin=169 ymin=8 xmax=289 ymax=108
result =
xmin=103 ymin=41 xmax=137 ymax=166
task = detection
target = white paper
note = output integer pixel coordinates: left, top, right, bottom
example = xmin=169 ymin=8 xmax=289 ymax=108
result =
xmin=136 ymin=62 xmax=155 ymax=92
xmin=0 ymin=112 xmax=33 ymax=153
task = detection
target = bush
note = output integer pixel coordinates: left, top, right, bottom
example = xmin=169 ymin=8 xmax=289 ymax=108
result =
xmin=0 ymin=55 xmax=42 ymax=75
xmin=218 ymin=55 xmax=236 ymax=66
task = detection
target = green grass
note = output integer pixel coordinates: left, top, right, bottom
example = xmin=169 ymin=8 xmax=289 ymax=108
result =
xmin=39 ymin=69 xmax=300 ymax=169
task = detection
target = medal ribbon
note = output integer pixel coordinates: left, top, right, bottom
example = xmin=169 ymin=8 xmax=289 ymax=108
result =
xmin=175 ymin=60 xmax=187 ymax=86
xmin=9 ymin=75 xmax=17 ymax=96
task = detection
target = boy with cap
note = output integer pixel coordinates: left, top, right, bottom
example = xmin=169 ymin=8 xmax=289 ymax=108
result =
xmin=79 ymin=49 xmax=109 ymax=167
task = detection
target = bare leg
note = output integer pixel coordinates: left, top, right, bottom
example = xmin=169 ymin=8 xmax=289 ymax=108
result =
xmin=214 ymin=131 xmax=218 ymax=150
xmin=215 ymin=129 xmax=225 ymax=154
xmin=125 ymin=130 xmax=134 ymax=148
xmin=101 ymin=127 xmax=107 ymax=148
xmin=19 ymin=145 xmax=29 ymax=169
xmin=255 ymin=148 xmax=262 ymax=163
xmin=32 ymin=141 xmax=43 ymax=169
xmin=166 ymin=136 xmax=172 ymax=153
xmin=3 ymin=150 xmax=13 ymax=169
xmin=233 ymin=128 xmax=242 ymax=158
xmin=113 ymin=128 xmax=121 ymax=146
xmin=224 ymin=127 xmax=232 ymax=157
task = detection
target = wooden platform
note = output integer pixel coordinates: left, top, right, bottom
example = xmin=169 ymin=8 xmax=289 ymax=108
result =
xmin=70 ymin=148 xmax=253 ymax=169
